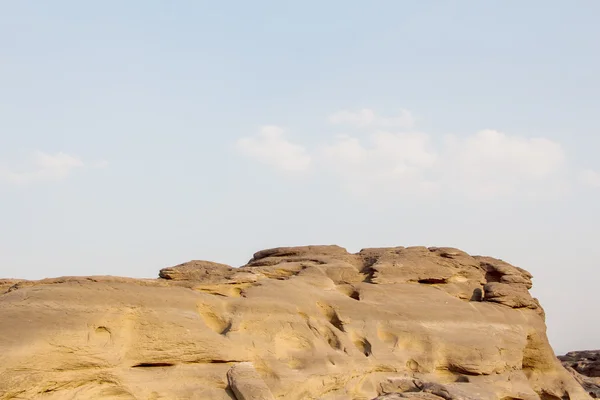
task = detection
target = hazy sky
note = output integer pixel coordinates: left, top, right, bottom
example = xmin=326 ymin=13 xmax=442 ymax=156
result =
xmin=1 ymin=1 xmax=599 ymax=354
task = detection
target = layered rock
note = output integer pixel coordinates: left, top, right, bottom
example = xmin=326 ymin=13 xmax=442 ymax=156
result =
xmin=559 ymin=351 xmax=600 ymax=398
xmin=0 ymin=245 xmax=591 ymax=399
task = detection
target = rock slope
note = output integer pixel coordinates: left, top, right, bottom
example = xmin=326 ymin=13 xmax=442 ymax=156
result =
xmin=559 ymin=351 xmax=600 ymax=398
xmin=0 ymin=245 xmax=591 ymax=399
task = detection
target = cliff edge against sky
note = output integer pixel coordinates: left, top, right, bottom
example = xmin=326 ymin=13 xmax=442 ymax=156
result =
xmin=0 ymin=245 xmax=592 ymax=399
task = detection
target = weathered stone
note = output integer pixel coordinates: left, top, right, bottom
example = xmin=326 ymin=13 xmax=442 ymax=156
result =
xmin=559 ymin=351 xmax=600 ymax=398
xmin=227 ymin=362 xmax=275 ymax=400
xmin=0 ymin=245 xmax=591 ymax=400
xmin=159 ymin=260 xmax=234 ymax=281
xmin=560 ymin=351 xmax=600 ymax=378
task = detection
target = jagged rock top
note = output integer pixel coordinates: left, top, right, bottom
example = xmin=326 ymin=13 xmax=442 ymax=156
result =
xmin=156 ymin=245 xmax=540 ymax=314
xmin=0 ymin=245 xmax=591 ymax=400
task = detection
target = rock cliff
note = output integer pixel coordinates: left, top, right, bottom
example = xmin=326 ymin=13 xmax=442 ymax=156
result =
xmin=0 ymin=245 xmax=592 ymax=399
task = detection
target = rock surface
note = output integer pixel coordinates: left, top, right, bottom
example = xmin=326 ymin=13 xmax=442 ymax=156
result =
xmin=0 ymin=245 xmax=592 ymax=399
xmin=559 ymin=351 xmax=600 ymax=398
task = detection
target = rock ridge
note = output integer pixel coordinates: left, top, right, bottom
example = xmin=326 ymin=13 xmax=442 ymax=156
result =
xmin=0 ymin=245 xmax=591 ymax=399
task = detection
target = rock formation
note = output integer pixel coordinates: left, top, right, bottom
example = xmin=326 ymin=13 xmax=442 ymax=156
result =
xmin=559 ymin=351 xmax=600 ymax=398
xmin=0 ymin=245 xmax=592 ymax=399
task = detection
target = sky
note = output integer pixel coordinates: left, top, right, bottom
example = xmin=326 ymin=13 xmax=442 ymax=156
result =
xmin=1 ymin=1 xmax=599 ymax=354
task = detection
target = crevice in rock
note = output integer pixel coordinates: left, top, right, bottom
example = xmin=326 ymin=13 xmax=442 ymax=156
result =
xmin=354 ymin=338 xmax=372 ymax=357
xmin=446 ymin=364 xmax=482 ymax=376
xmin=329 ymin=312 xmax=345 ymax=332
xmin=360 ymin=266 xmax=376 ymax=283
xmin=132 ymin=362 xmax=175 ymax=368
xmin=418 ymin=278 xmax=448 ymax=284
xmin=359 ymin=255 xmax=379 ymax=283
xmin=132 ymin=359 xmax=243 ymax=368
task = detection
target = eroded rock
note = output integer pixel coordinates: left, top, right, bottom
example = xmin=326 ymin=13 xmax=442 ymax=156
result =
xmin=227 ymin=362 xmax=275 ymax=400
xmin=559 ymin=351 xmax=600 ymax=398
xmin=0 ymin=245 xmax=591 ymax=400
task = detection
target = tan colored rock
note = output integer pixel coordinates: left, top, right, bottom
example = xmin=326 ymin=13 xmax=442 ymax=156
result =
xmin=421 ymin=381 xmax=497 ymax=400
xmin=0 ymin=279 xmax=22 ymax=294
xmin=564 ymin=366 xmax=600 ymax=398
xmin=159 ymin=260 xmax=234 ymax=281
xmin=373 ymin=394 xmax=444 ymax=399
xmin=378 ymin=377 xmax=422 ymax=394
xmin=560 ymin=351 xmax=600 ymax=398
xmin=483 ymin=281 xmax=539 ymax=308
xmin=227 ymin=362 xmax=276 ymax=400
xmin=0 ymin=245 xmax=591 ymax=400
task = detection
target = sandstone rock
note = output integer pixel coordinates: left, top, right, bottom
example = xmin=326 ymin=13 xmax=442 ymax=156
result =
xmin=159 ymin=260 xmax=234 ymax=281
xmin=0 ymin=279 xmax=23 ymax=294
xmin=475 ymin=256 xmax=533 ymax=288
xmin=483 ymin=281 xmax=540 ymax=309
xmin=421 ymin=382 xmax=497 ymax=400
xmin=373 ymin=393 xmax=444 ymax=399
xmin=378 ymin=377 xmax=422 ymax=394
xmin=559 ymin=351 xmax=600 ymax=398
xmin=227 ymin=362 xmax=275 ymax=400
xmin=560 ymin=351 xmax=600 ymax=378
xmin=0 ymin=245 xmax=592 ymax=400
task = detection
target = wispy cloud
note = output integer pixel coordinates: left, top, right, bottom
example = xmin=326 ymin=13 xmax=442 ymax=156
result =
xmin=236 ymin=125 xmax=311 ymax=172
xmin=0 ymin=151 xmax=103 ymax=184
xmin=318 ymin=129 xmax=567 ymax=198
xmin=441 ymin=130 xmax=566 ymax=197
xmin=237 ymin=108 xmax=580 ymax=200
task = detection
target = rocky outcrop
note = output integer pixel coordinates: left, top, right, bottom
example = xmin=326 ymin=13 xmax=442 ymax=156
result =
xmin=0 ymin=245 xmax=592 ymax=399
xmin=560 ymin=351 xmax=600 ymax=378
xmin=559 ymin=351 xmax=600 ymax=398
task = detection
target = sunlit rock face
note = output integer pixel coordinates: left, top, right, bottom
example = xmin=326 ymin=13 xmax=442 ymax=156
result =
xmin=0 ymin=245 xmax=591 ymax=399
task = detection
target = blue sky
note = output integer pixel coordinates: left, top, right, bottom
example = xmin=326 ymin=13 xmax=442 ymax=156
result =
xmin=1 ymin=1 xmax=599 ymax=353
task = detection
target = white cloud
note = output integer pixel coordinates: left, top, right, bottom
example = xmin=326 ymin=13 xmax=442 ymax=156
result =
xmin=578 ymin=169 xmax=600 ymax=188
xmin=442 ymin=130 xmax=566 ymax=197
xmin=0 ymin=151 xmax=85 ymax=184
xmin=328 ymin=108 xmax=415 ymax=129
xmin=320 ymin=132 xmax=437 ymax=194
xmin=447 ymin=130 xmax=565 ymax=178
xmin=236 ymin=125 xmax=311 ymax=172
xmin=238 ymin=109 xmax=574 ymax=200
xmin=318 ymin=128 xmax=567 ymax=198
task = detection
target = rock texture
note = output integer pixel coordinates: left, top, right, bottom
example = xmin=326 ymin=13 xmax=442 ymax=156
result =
xmin=559 ymin=351 xmax=600 ymax=398
xmin=0 ymin=245 xmax=592 ymax=399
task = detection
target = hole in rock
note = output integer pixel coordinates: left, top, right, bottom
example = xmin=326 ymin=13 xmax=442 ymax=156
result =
xmin=485 ymin=270 xmax=503 ymax=283
xmin=349 ymin=290 xmax=360 ymax=300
